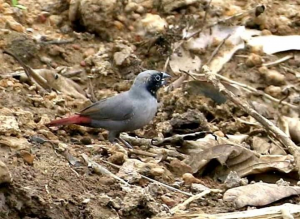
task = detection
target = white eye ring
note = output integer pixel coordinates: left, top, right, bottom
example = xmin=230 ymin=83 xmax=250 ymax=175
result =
xmin=155 ymin=75 xmax=161 ymax=81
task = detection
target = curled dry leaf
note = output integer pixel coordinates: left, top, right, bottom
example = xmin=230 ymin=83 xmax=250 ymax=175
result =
xmin=184 ymin=143 xmax=294 ymax=180
xmin=251 ymin=136 xmax=286 ymax=155
xmin=223 ymin=182 xmax=300 ymax=208
xmin=247 ymin=35 xmax=300 ymax=54
xmin=278 ymin=116 xmax=300 ymax=144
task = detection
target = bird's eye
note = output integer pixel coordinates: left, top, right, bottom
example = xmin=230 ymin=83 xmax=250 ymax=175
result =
xmin=155 ymin=75 xmax=161 ymax=81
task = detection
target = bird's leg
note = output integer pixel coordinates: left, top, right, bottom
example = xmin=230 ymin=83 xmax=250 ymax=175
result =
xmin=117 ymin=137 xmax=133 ymax=149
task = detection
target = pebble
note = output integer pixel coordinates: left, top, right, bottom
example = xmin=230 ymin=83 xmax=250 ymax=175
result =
xmin=0 ymin=160 xmax=12 ymax=184
xmin=125 ymin=2 xmax=138 ymax=12
xmin=191 ymin=183 xmax=210 ymax=192
xmin=265 ymin=85 xmax=282 ymax=98
xmin=161 ymin=195 xmax=176 ymax=207
xmin=5 ymin=16 xmax=24 ymax=32
xmin=259 ymin=66 xmax=286 ymax=85
xmin=49 ymin=15 xmax=63 ymax=27
xmin=108 ymin=152 xmax=126 ymax=165
xmin=245 ymin=53 xmax=263 ymax=67
xmin=84 ymin=48 xmax=96 ymax=58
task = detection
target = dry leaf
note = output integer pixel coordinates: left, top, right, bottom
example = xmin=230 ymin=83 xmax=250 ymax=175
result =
xmin=184 ymin=144 xmax=294 ymax=179
xmin=247 ymin=35 xmax=300 ymax=54
xmin=224 ymin=182 xmax=300 ymax=208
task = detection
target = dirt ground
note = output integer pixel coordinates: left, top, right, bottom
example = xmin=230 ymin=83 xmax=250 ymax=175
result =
xmin=1 ymin=0 xmax=300 ymax=218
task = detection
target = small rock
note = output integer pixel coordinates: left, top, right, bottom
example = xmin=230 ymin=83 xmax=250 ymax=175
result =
xmin=48 ymin=45 xmax=65 ymax=56
xmin=60 ymin=24 xmax=72 ymax=33
xmin=98 ymin=193 xmax=112 ymax=206
xmin=261 ymin=29 xmax=272 ymax=35
xmin=245 ymin=53 xmax=263 ymax=67
xmin=0 ymin=116 xmax=20 ymax=135
xmin=19 ymin=150 xmax=35 ymax=165
xmin=49 ymin=15 xmax=63 ymax=27
xmin=40 ymin=56 xmax=53 ymax=65
xmin=276 ymin=178 xmax=290 ymax=186
xmin=5 ymin=16 xmax=24 ymax=32
xmin=83 ymin=48 xmax=96 ymax=58
xmin=258 ymin=66 xmax=286 ymax=86
xmin=140 ymin=13 xmax=168 ymax=35
xmin=136 ymin=5 xmax=145 ymax=14
xmin=182 ymin=173 xmax=202 ymax=185
xmin=191 ymin=183 xmax=210 ymax=192
xmin=0 ymin=136 xmax=31 ymax=150
xmin=150 ymin=167 xmax=165 ymax=176
xmin=224 ymin=171 xmax=248 ymax=188
xmin=72 ymin=44 xmax=81 ymax=50
xmin=108 ymin=152 xmax=126 ymax=165
xmin=161 ymin=195 xmax=176 ymax=207
xmin=0 ymin=160 xmax=12 ymax=184
xmin=168 ymin=159 xmax=192 ymax=177
xmin=15 ymin=109 xmax=36 ymax=129
xmin=80 ymin=137 xmax=92 ymax=145
xmin=125 ymin=2 xmax=138 ymax=12
xmin=265 ymin=85 xmax=282 ymax=98
xmin=113 ymin=20 xmax=125 ymax=30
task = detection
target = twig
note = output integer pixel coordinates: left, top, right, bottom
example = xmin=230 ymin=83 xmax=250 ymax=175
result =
xmin=129 ymin=149 xmax=157 ymax=157
xmin=185 ymin=0 xmax=212 ymax=40
xmin=38 ymin=39 xmax=75 ymax=45
xmin=3 ymin=50 xmax=52 ymax=92
xmin=100 ymin=159 xmax=193 ymax=196
xmin=190 ymin=72 xmax=298 ymax=109
xmin=87 ymin=77 xmax=97 ymax=103
xmin=81 ymin=153 xmax=129 ymax=185
xmin=263 ymin=55 xmax=293 ymax=67
xmin=170 ymin=189 xmax=222 ymax=214
xmin=206 ymin=34 xmax=231 ymax=66
xmin=201 ymin=65 xmax=300 ymax=177
xmin=152 ymin=131 xmax=214 ymax=146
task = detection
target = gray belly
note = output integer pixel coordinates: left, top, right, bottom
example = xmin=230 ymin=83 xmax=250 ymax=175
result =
xmin=125 ymin=101 xmax=157 ymax=131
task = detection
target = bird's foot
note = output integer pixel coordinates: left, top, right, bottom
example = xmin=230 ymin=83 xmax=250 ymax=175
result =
xmin=117 ymin=137 xmax=133 ymax=149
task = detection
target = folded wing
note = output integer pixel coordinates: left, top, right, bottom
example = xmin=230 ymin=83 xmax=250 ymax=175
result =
xmin=80 ymin=92 xmax=134 ymax=121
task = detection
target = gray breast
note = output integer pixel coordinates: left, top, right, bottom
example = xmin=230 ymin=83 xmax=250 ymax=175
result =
xmin=124 ymin=96 xmax=158 ymax=131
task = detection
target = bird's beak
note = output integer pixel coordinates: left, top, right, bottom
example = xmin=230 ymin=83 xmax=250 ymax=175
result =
xmin=162 ymin=72 xmax=171 ymax=79
xmin=161 ymin=72 xmax=171 ymax=85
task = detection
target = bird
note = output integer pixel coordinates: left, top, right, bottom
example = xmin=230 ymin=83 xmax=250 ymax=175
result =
xmin=46 ymin=70 xmax=171 ymax=147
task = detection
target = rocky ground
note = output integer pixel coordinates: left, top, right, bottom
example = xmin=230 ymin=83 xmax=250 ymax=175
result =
xmin=1 ymin=0 xmax=300 ymax=218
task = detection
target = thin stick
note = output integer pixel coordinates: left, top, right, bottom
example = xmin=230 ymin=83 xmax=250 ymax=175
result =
xmin=263 ymin=55 xmax=293 ymax=67
xmin=185 ymin=0 xmax=212 ymax=40
xmin=170 ymin=189 xmax=221 ymax=214
xmin=190 ymin=72 xmax=298 ymax=109
xmin=81 ymin=153 xmax=129 ymax=185
xmin=100 ymin=159 xmax=193 ymax=196
xmin=206 ymin=34 xmax=231 ymax=66
xmin=3 ymin=50 xmax=52 ymax=92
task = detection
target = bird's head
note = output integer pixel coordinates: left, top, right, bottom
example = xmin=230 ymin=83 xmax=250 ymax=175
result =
xmin=131 ymin=70 xmax=171 ymax=97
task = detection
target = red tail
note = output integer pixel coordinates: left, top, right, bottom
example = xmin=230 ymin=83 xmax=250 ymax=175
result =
xmin=46 ymin=115 xmax=91 ymax=127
